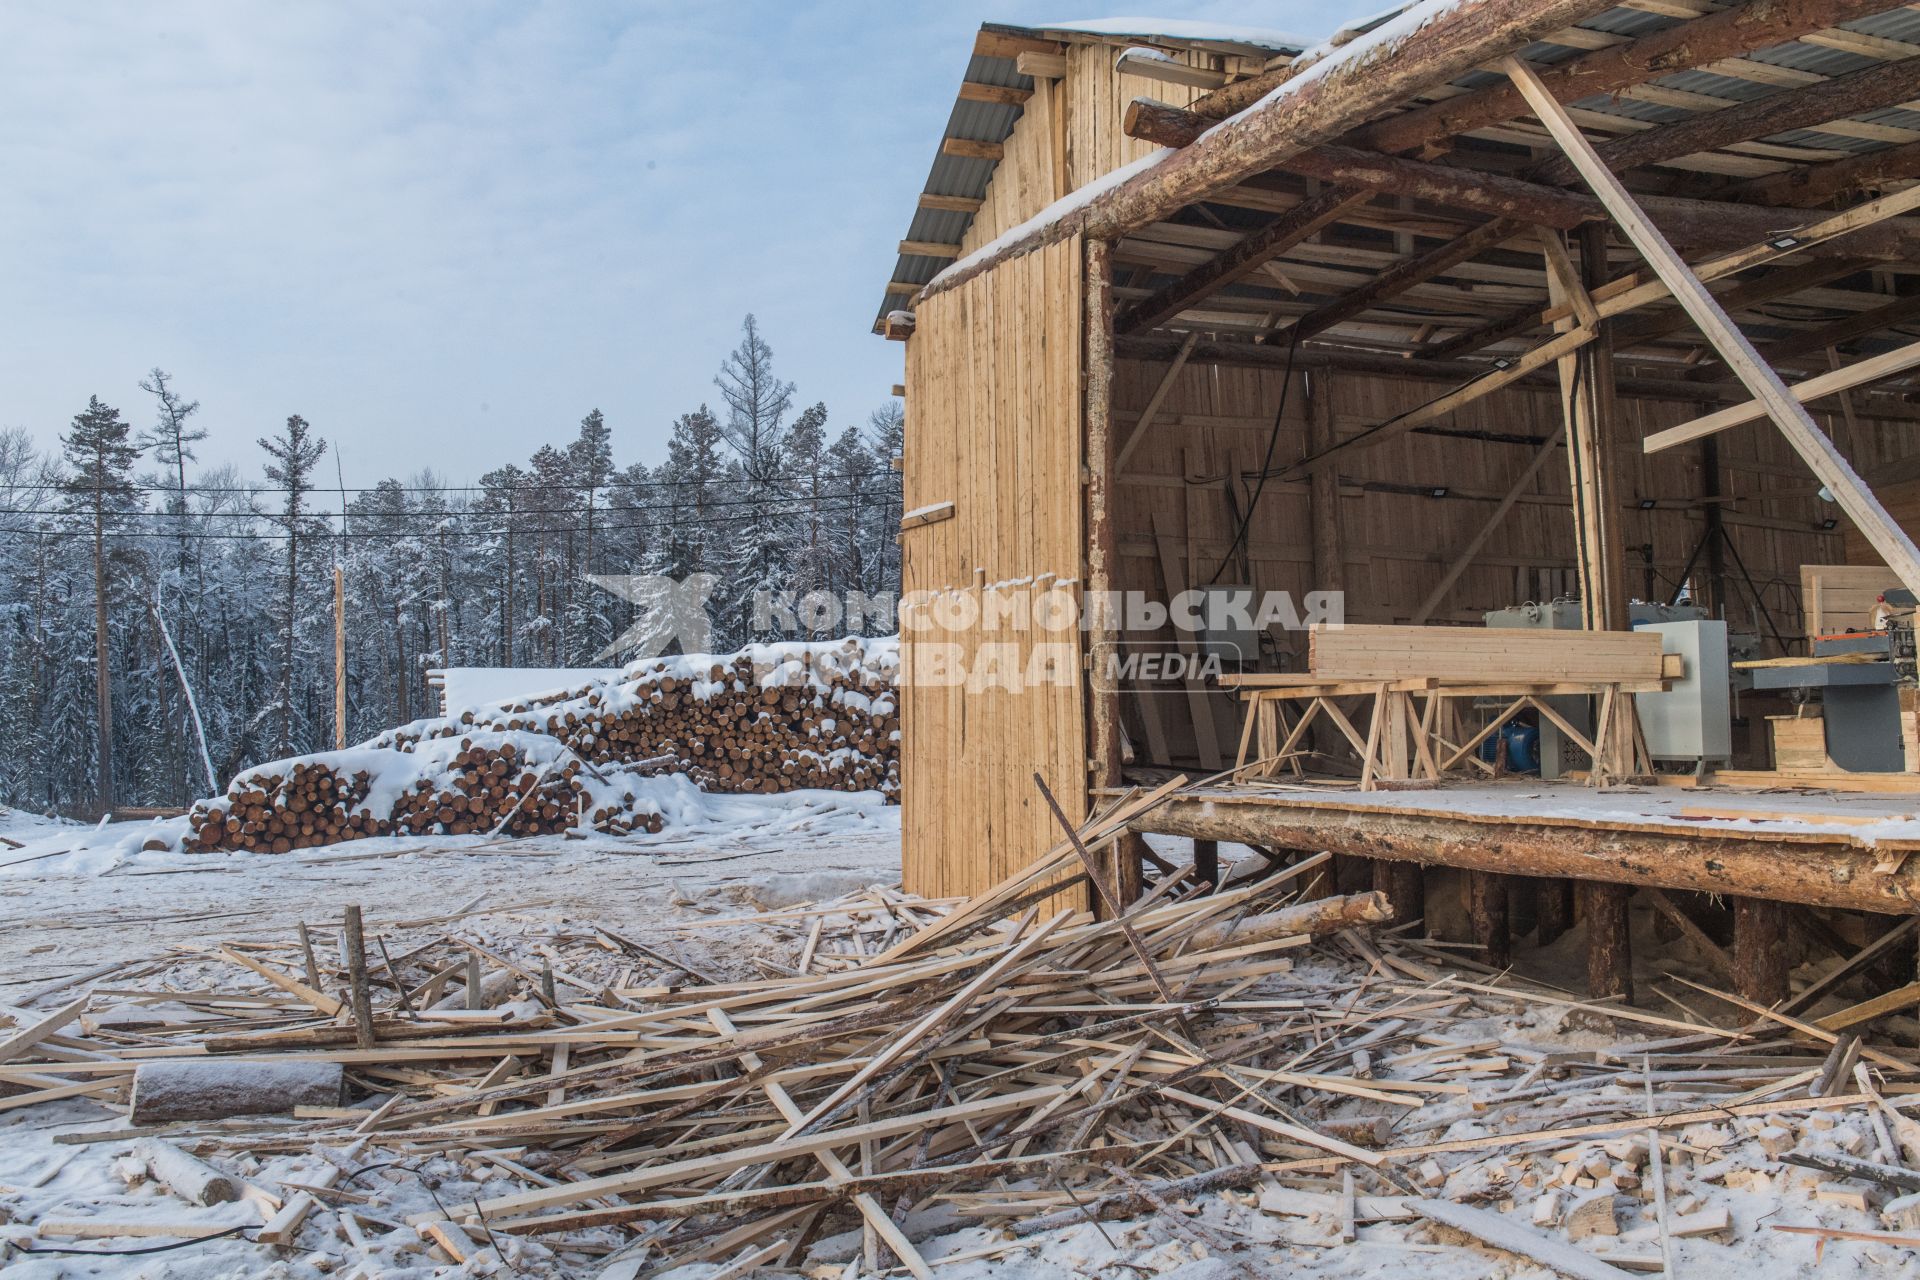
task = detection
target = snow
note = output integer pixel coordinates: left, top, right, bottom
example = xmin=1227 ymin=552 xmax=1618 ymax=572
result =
xmin=435 ymin=666 xmax=619 ymax=715
xmin=1034 ymin=18 xmax=1315 ymax=52
xmin=5 ymin=805 xmax=1920 ymax=1276
xmin=927 ymin=148 xmax=1172 ymax=291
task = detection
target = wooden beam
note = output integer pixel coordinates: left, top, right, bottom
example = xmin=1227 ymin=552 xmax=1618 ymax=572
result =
xmin=1537 ymin=54 xmax=1920 ymax=185
xmin=957 ymin=80 xmax=1032 ymax=107
xmin=1015 ymin=51 xmax=1068 ymax=80
xmin=918 ymin=193 xmax=984 ymax=215
xmin=1115 ymin=331 xmax=1198 ymax=472
xmin=1424 ymin=180 xmax=1920 ymax=362
xmin=1411 ymin=427 xmax=1564 ymax=623
xmin=1117 ymin=186 xmax=1371 ymax=334
xmin=1644 ymin=335 xmax=1920 ymax=452
xmin=1285 ymin=218 xmax=1520 ymax=344
xmin=1505 ymin=55 xmax=1920 ymax=597
xmin=899 ymin=240 xmax=961 ymax=259
xmin=1116 ymin=50 xmax=1229 ymax=90
xmin=920 ymin=0 xmax=1622 ymax=302
xmin=1134 ymin=792 xmax=1920 ymax=914
xmin=940 ymin=138 xmax=1004 ymax=162
xmin=1358 ymin=0 xmax=1908 ymax=157
xmin=1748 ymin=289 xmax=1920 ymax=367
xmin=1612 ymin=257 xmax=1872 ymax=350
xmin=972 ymin=29 xmax=1062 ymax=61
xmin=1733 ymin=136 xmax=1920 ymax=207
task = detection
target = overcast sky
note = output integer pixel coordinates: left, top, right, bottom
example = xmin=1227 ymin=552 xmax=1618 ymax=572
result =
xmin=0 ymin=2 xmax=1342 ymax=486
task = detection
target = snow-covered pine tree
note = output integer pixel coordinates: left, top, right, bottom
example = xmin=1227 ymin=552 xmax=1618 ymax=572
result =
xmin=712 ymin=315 xmax=799 ymax=644
xmin=865 ymin=401 xmax=905 ymax=599
xmin=258 ymin=415 xmax=328 ymax=758
xmin=60 ymin=396 xmax=145 ymax=815
xmin=566 ymin=409 xmax=618 ymax=664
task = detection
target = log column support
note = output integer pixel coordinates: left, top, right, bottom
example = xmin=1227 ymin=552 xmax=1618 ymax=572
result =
xmin=1304 ymin=371 xmax=1365 ymax=893
xmin=1469 ymin=871 xmax=1512 ymax=969
xmin=1734 ymin=896 xmax=1792 ymax=1006
xmin=1085 ymin=237 xmax=1142 ymax=907
xmin=1375 ymin=861 xmax=1426 ymax=931
xmin=1578 ymin=881 xmax=1633 ymax=1003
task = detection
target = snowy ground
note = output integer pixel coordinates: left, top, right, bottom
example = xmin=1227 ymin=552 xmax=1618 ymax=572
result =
xmin=4 ymin=804 xmax=1920 ymax=1278
xmin=0 ymin=792 xmax=901 ymax=993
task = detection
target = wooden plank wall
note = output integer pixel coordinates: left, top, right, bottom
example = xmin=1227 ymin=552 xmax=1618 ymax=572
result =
xmin=1110 ymin=354 xmax=1920 ymax=764
xmin=900 ymin=236 xmax=1089 ymax=901
xmin=960 ymin=46 xmax=1210 ymax=257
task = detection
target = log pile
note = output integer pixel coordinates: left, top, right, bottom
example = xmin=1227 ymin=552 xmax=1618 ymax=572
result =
xmin=391 ymin=639 xmax=901 ymax=799
xmin=5 ymin=803 xmax=1920 ymax=1272
xmin=184 ymin=733 xmax=665 ymax=853
xmin=185 ymin=761 xmax=376 ymax=854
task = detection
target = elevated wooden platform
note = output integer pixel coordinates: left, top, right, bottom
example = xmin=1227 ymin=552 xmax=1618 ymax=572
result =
xmin=1129 ymin=780 xmax=1920 ymax=916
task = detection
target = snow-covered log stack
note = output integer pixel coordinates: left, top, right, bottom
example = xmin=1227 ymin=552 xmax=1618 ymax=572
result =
xmin=384 ymin=637 xmax=900 ymax=799
xmin=185 ymin=732 xmax=667 ymax=853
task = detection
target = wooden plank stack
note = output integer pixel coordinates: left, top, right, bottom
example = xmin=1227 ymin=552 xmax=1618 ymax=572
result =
xmin=1307 ymin=623 xmax=1665 ymax=684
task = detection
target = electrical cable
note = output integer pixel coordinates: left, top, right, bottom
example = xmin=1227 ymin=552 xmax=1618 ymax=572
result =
xmin=1204 ymin=326 xmax=1301 ymax=586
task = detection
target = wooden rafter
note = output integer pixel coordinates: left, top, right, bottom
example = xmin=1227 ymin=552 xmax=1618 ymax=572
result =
xmin=1282 ymin=219 xmax=1521 ymax=343
xmin=1503 ymin=55 xmax=1920 ymax=596
xmin=1533 ymin=53 xmax=1920 ymax=185
xmin=1644 ymin=335 xmax=1920 ymax=452
xmin=1116 ymin=187 xmax=1370 ymax=334
xmin=1611 ymin=257 xmax=1873 ymax=349
xmin=1746 ymin=289 xmax=1920 ymax=367
xmin=919 ymin=0 xmax=1620 ymax=302
xmin=1422 ymin=182 xmax=1920 ymax=360
xmin=1732 ymin=136 xmax=1920 ymax=206
xmin=1357 ymin=0 xmax=1907 ymax=157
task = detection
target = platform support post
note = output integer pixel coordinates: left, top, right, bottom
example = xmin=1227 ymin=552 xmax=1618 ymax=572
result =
xmin=1469 ymin=871 xmax=1512 ymax=969
xmin=1579 ymin=882 xmax=1633 ymax=1001
xmin=1733 ymin=896 xmax=1791 ymax=1006
xmin=1375 ymin=861 xmax=1425 ymax=931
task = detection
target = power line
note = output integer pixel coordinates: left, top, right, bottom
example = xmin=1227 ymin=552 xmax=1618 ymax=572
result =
xmin=0 ymin=497 xmax=893 ymax=543
xmin=0 ymin=487 xmax=896 ymax=524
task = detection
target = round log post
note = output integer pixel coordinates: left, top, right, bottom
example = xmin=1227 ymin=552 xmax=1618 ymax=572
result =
xmin=1536 ymin=877 xmax=1575 ymax=946
xmin=1733 ymin=896 xmax=1791 ymax=1006
xmin=1375 ymin=860 xmax=1425 ymax=930
xmin=1469 ymin=871 xmax=1512 ymax=969
xmin=1192 ymin=839 xmax=1220 ymax=893
xmin=1579 ymin=882 xmax=1633 ymax=1002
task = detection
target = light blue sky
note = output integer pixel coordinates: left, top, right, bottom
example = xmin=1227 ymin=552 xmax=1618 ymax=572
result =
xmin=0 ymin=2 xmax=1346 ymax=485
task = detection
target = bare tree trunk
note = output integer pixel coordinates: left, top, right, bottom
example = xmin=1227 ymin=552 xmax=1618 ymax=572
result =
xmin=280 ymin=526 xmax=297 ymax=757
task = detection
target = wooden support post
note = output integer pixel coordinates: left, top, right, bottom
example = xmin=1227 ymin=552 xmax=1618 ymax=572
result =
xmin=1536 ymin=878 xmax=1575 ymax=947
xmin=1734 ymin=897 xmax=1792 ymax=1007
xmin=1505 ymin=56 xmax=1920 ymax=600
xmin=1578 ymin=882 xmax=1633 ymax=1003
xmin=1305 ymin=371 xmax=1350 ymax=798
xmin=1087 ymin=238 xmax=1146 ymax=906
xmin=1193 ymin=839 xmax=1220 ymax=894
xmin=343 ymin=905 xmax=375 ymax=1051
xmin=1375 ymin=860 xmax=1425 ymax=932
xmin=1469 ymin=872 xmax=1512 ymax=970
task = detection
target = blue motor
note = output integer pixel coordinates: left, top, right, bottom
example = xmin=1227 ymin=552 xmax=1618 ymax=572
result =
xmin=1477 ymin=721 xmax=1541 ymax=774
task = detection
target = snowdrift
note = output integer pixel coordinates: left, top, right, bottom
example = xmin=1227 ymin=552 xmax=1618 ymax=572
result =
xmin=186 ymin=636 xmax=898 ymax=852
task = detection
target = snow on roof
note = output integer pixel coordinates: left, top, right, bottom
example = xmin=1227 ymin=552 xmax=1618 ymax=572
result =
xmin=1032 ymin=18 xmax=1316 ymax=53
xmin=925 ymin=0 xmax=1478 ymax=296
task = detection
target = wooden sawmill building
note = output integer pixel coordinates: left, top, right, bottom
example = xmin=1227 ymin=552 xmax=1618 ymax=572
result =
xmin=878 ymin=4 xmax=1920 ymax=1006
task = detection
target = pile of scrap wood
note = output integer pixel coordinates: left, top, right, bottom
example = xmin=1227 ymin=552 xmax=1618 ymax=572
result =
xmin=8 ymin=800 xmax=1920 ymax=1273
